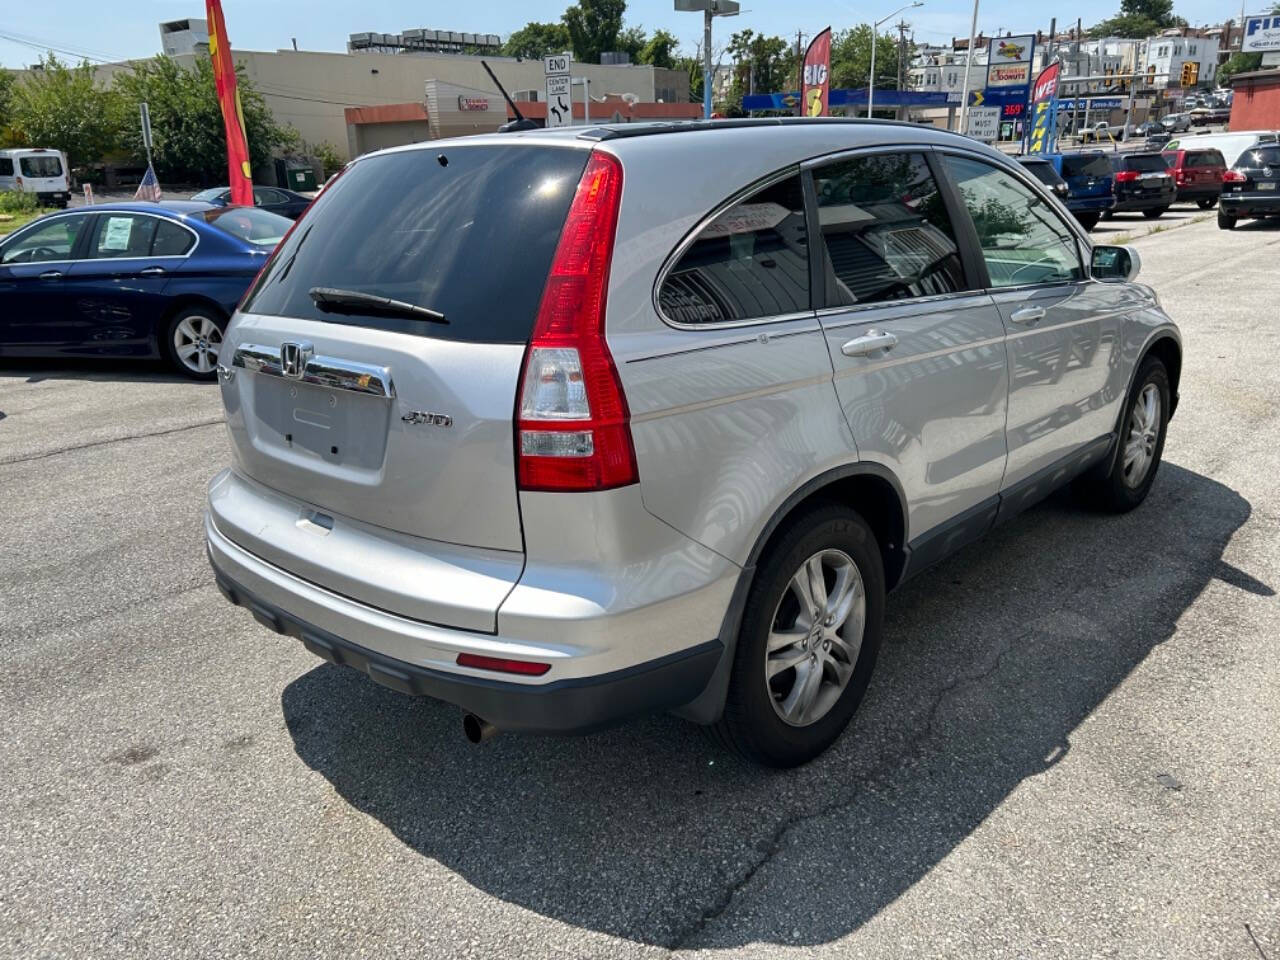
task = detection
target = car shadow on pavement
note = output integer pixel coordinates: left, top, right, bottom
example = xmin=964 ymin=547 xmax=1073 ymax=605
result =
xmin=0 ymin=356 xmax=193 ymax=385
xmin=280 ymin=462 xmax=1258 ymax=949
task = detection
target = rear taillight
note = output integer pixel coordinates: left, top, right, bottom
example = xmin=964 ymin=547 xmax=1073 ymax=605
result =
xmin=1174 ymin=169 xmax=1186 ymax=183
xmin=1223 ymin=170 xmax=1247 ymax=183
xmin=1114 ymin=170 xmax=1140 ymax=183
xmin=516 ymin=150 xmax=637 ymax=492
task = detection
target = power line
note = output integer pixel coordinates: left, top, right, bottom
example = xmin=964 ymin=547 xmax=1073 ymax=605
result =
xmin=0 ymin=29 xmax=122 ymax=64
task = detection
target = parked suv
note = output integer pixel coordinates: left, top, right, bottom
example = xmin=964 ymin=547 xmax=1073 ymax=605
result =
xmin=1163 ymin=147 xmax=1227 ymax=208
xmin=1218 ymin=143 xmax=1280 ymax=229
xmin=1110 ymin=152 xmax=1175 ymax=218
xmin=1037 ymin=152 xmax=1117 ymax=231
xmin=205 ymin=120 xmax=1182 ymax=767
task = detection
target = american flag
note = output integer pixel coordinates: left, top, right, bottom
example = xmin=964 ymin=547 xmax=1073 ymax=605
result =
xmin=135 ymin=163 xmax=162 ymax=202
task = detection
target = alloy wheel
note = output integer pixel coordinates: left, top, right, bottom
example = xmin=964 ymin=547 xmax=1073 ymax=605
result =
xmin=173 ymin=314 xmax=223 ymax=375
xmin=1122 ymin=382 xmax=1161 ymax=487
xmin=765 ymin=549 xmax=865 ymax=727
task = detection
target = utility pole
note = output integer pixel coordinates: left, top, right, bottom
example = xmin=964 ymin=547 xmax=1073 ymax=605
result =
xmin=796 ymin=30 xmax=805 ymax=115
xmin=896 ymin=20 xmax=910 ymax=121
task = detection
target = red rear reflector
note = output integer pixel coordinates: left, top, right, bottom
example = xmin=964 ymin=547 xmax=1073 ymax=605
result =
xmin=456 ymin=653 xmax=552 ymax=676
xmin=516 ymin=150 xmax=638 ymax=492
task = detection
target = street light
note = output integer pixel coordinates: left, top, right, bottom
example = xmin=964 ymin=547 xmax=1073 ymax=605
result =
xmin=675 ymin=0 xmax=741 ymax=120
xmin=867 ymin=1 xmax=923 ymax=117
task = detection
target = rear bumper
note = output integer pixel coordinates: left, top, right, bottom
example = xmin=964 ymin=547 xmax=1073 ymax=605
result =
xmin=1174 ymin=185 xmax=1219 ymax=201
xmin=210 ymin=557 xmax=722 ymax=734
xmin=1114 ymin=188 xmax=1175 ymax=211
xmin=35 ymin=191 xmax=70 ymax=203
xmin=1068 ymin=197 xmax=1115 ymax=214
xmin=1220 ymin=193 xmax=1280 ymax=217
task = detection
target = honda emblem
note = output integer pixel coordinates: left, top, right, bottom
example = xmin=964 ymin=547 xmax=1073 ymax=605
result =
xmin=280 ymin=341 xmax=313 ymax=379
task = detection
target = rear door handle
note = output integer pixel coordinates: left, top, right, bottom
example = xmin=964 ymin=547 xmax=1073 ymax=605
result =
xmin=1009 ymin=306 xmax=1046 ymax=326
xmin=38 ymin=270 xmax=63 ymax=280
xmin=841 ymin=329 xmax=898 ymax=358
xmin=139 ymin=266 xmax=167 ymax=276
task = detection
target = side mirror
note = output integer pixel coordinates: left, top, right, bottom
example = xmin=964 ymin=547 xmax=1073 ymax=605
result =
xmin=1091 ymin=244 xmax=1141 ymax=282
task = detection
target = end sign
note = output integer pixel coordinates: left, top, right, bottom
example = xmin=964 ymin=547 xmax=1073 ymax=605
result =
xmin=544 ymin=54 xmax=571 ymax=75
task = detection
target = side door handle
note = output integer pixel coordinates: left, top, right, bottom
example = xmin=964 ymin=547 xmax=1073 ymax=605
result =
xmin=841 ymin=329 xmax=899 ymax=358
xmin=1009 ymin=306 xmax=1046 ymax=326
xmin=39 ymin=270 xmax=64 ymax=280
xmin=139 ymin=266 xmax=167 ymax=276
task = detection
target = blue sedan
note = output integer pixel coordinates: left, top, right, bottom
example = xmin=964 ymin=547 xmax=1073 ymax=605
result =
xmin=0 ymin=201 xmax=292 ymax=379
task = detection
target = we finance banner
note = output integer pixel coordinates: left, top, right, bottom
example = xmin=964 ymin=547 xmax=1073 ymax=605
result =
xmin=1026 ymin=61 xmax=1061 ymax=156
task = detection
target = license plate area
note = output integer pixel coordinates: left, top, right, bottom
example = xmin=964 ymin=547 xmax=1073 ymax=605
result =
xmin=250 ymin=376 xmax=391 ymax=470
xmin=1259 ymin=182 xmax=1276 ymax=191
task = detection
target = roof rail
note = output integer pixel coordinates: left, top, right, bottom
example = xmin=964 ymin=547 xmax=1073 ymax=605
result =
xmin=576 ymin=116 xmax=937 ymax=142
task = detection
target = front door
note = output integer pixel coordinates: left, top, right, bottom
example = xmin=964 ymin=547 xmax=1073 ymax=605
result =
xmin=807 ymin=149 xmax=1010 ymax=561
xmin=0 ymin=212 xmax=93 ymax=353
xmin=938 ymin=152 xmax=1127 ymax=494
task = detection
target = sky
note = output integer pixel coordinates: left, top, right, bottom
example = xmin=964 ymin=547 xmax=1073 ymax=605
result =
xmin=0 ymin=0 xmax=1246 ymax=69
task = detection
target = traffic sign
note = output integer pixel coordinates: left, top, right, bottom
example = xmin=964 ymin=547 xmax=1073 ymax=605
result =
xmin=544 ymin=54 xmax=571 ymax=76
xmin=966 ymin=106 xmax=1000 ymax=141
xmin=545 ymin=74 xmax=572 ymax=128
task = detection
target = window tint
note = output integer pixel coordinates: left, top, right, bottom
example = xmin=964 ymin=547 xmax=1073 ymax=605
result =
xmin=151 ymin=219 xmax=196 ymax=256
xmin=811 ymin=152 xmax=966 ymax=307
xmin=942 ymin=155 xmax=1083 ymax=288
xmin=0 ymin=158 xmax=13 ymax=176
xmin=1124 ymin=154 xmax=1169 ymax=172
xmin=1 ymin=215 xmax=87 ymax=264
xmin=90 ymin=215 xmax=158 ymax=259
xmin=19 ymin=155 xmax=62 ymax=178
xmin=658 ymin=172 xmax=809 ymax=325
xmin=244 ymin=145 xmax=590 ymax=343
xmin=1061 ymin=154 xmax=1113 ymax=178
xmin=1187 ymin=150 xmax=1225 ymax=168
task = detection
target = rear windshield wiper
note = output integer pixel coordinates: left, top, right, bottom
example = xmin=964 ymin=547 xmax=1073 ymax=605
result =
xmin=308 ymin=287 xmax=448 ymax=324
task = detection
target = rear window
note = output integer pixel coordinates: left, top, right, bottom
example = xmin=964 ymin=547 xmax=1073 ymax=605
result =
xmin=1186 ymin=150 xmax=1225 ymax=168
xmin=1123 ymin=154 xmax=1169 ymax=172
xmin=202 ymin=206 xmax=292 ymax=246
xmin=1062 ymin=155 xmax=1113 ymax=178
xmin=192 ymin=188 xmax=228 ymax=202
xmin=242 ymin=145 xmax=591 ymax=344
xmin=1020 ymin=161 xmax=1061 ymax=186
xmin=1235 ymin=146 xmax=1280 ymax=167
xmin=20 ymin=155 xmax=63 ymax=178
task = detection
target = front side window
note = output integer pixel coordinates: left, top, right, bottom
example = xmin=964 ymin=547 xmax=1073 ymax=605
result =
xmin=942 ymin=155 xmax=1084 ymax=288
xmin=658 ymin=172 xmax=809 ymax=325
xmin=19 ymin=155 xmax=63 ymax=178
xmin=811 ymin=152 xmax=967 ymax=307
xmin=1 ymin=215 xmax=87 ymax=264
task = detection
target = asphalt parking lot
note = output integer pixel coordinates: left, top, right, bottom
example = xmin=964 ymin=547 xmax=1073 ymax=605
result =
xmin=2 ymin=214 xmax=1279 ymax=959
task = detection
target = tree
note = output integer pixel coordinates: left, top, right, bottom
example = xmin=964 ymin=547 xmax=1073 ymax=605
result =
xmin=638 ymin=29 xmax=679 ymax=69
xmin=1219 ymin=51 xmax=1262 ymax=82
xmin=113 ymin=55 xmax=295 ymax=183
xmin=0 ymin=70 xmax=14 ymax=144
xmin=562 ymin=0 xmax=626 ymax=63
xmin=502 ymin=21 xmax=571 ymax=60
xmin=617 ymin=25 xmax=648 ymax=62
xmin=1091 ymin=0 xmax=1184 ymax=38
xmin=8 ymin=54 xmax=119 ymax=167
xmin=830 ymin=26 xmax=900 ymax=94
xmin=724 ymin=30 xmax=796 ymax=109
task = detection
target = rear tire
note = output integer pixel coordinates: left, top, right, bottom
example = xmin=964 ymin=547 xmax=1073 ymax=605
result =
xmin=1073 ymin=356 xmax=1170 ymax=513
xmin=1075 ymin=213 xmax=1100 ymax=232
xmin=1197 ymin=197 xmax=1217 ymax=210
xmin=1142 ymin=206 xmax=1168 ymax=219
xmin=163 ymin=305 xmax=226 ymax=381
xmin=712 ymin=504 xmax=884 ymax=768
xmin=1218 ymin=208 xmax=1236 ymax=230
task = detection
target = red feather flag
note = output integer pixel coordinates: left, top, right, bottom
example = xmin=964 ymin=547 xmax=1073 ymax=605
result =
xmin=206 ymin=0 xmax=253 ymax=206
xmin=802 ymin=28 xmax=832 ymax=118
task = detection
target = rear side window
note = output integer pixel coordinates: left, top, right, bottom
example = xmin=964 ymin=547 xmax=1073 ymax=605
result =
xmin=1020 ymin=162 xmax=1061 ymax=187
xmin=1062 ymin=155 xmax=1113 ymax=178
xmin=1186 ymin=150 xmax=1225 ymax=167
xmin=243 ymin=145 xmax=590 ymax=343
xmin=90 ymin=215 xmax=158 ymax=259
xmin=811 ymin=152 xmax=967 ymax=307
xmin=1124 ymin=154 xmax=1169 ymax=172
xmin=0 ymin=158 xmax=12 ymax=177
xmin=658 ymin=172 xmax=809 ymax=325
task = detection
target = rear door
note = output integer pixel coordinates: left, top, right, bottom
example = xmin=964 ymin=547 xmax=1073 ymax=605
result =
xmin=16 ymin=151 xmax=68 ymax=195
xmin=808 ymin=148 xmax=1009 ymax=554
xmin=938 ymin=152 xmax=1125 ymax=494
xmin=224 ymin=142 xmax=593 ymax=555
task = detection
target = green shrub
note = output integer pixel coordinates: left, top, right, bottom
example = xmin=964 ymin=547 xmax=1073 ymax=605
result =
xmin=0 ymin=190 xmax=39 ymax=214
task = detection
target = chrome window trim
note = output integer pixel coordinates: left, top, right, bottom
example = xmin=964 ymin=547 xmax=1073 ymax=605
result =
xmin=0 ymin=208 xmax=201 ymax=266
xmin=814 ymin=290 xmax=997 ymax=331
xmin=651 ymin=165 xmax=815 ymax=331
xmin=232 ymin=343 xmax=395 ymax=400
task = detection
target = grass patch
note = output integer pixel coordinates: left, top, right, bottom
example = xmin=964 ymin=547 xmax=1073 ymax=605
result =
xmin=0 ymin=208 xmax=46 ymax=237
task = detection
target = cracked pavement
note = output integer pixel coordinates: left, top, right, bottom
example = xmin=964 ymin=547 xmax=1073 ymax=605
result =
xmin=2 ymin=216 xmax=1279 ymax=959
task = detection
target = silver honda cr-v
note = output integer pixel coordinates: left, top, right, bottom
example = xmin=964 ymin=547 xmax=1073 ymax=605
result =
xmin=206 ymin=119 xmax=1181 ymax=767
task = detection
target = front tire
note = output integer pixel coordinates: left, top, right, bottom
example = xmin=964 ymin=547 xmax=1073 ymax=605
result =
xmin=1074 ymin=357 xmax=1170 ymax=512
xmin=1218 ymin=208 xmax=1236 ymax=230
xmin=712 ymin=505 xmax=885 ymax=768
xmin=1197 ymin=197 xmax=1217 ymax=210
xmin=163 ymin=305 xmax=226 ymax=380
xmin=1142 ymin=206 xmax=1168 ymax=219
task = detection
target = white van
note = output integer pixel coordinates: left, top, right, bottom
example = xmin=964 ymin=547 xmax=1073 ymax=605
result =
xmin=0 ymin=148 xmax=72 ymax=207
xmin=1163 ymin=130 xmax=1280 ymax=168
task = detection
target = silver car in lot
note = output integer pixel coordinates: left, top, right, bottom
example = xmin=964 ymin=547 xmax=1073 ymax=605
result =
xmin=205 ymin=119 xmax=1181 ymax=767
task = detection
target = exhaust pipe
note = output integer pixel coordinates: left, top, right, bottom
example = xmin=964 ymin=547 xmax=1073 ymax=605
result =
xmin=462 ymin=713 xmax=498 ymax=744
